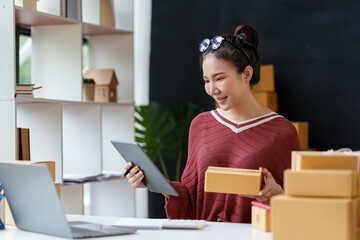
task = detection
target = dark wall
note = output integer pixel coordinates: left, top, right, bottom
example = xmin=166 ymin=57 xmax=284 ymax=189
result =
xmin=150 ymin=0 xmax=360 ymax=151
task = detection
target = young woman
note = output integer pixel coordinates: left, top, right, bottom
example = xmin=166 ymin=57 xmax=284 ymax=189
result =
xmin=125 ymin=24 xmax=300 ymax=223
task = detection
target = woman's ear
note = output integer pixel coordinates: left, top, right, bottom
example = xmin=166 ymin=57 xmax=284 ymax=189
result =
xmin=242 ymin=65 xmax=254 ymax=84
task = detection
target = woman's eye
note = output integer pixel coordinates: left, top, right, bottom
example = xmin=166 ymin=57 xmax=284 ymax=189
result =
xmin=216 ymin=77 xmax=224 ymax=81
xmin=204 ymin=80 xmax=209 ymax=84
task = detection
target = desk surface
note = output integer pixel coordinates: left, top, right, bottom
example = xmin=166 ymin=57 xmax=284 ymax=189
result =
xmin=0 ymin=215 xmax=273 ymax=240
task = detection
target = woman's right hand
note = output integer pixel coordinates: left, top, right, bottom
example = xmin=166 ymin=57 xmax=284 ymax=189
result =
xmin=124 ymin=162 xmax=146 ymax=188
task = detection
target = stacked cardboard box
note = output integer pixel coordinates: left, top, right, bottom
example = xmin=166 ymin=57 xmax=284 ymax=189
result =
xmin=271 ymin=151 xmax=360 ymax=240
xmin=291 ymin=122 xmax=309 ymax=150
xmin=253 ymin=64 xmax=278 ymax=112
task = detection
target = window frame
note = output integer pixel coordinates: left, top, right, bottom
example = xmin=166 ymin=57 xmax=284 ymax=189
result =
xmin=16 ymin=25 xmax=31 ymax=84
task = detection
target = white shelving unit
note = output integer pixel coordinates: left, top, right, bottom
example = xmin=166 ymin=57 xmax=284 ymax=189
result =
xmin=0 ymin=0 xmax=136 ymax=217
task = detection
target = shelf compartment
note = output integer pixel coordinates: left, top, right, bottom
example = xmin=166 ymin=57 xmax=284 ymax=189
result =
xmin=101 ymin=104 xmax=135 ymax=172
xmin=88 ymin=34 xmax=134 ymax=103
xmin=32 ymin=24 xmax=82 ymax=102
xmin=15 ymin=6 xmax=132 ymax=35
xmin=16 ymin=102 xmax=63 ymax=183
xmin=88 ymin=179 xmax=135 ymax=217
xmin=62 ymin=103 xmax=102 ymax=177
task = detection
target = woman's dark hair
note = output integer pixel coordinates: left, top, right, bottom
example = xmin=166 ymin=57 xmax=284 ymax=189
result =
xmin=199 ymin=24 xmax=261 ymax=87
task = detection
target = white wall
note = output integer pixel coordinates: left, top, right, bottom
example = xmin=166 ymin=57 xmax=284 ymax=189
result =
xmin=134 ymin=0 xmax=151 ymax=107
xmin=133 ymin=0 xmax=152 ymax=218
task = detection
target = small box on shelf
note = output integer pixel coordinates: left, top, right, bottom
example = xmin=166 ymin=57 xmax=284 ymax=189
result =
xmin=101 ymin=0 xmax=115 ymax=27
xmin=15 ymin=0 xmax=38 ymax=11
xmin=82 ymin=79 xmax=95 ymax=102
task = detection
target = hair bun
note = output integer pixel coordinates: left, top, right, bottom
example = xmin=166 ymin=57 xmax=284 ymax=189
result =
xmin=234 ymin=24 xmax=259 ymax=49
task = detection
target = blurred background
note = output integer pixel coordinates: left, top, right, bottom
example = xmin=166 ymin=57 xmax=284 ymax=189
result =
xmin=149 ymin=0 xmax=360 ymax=151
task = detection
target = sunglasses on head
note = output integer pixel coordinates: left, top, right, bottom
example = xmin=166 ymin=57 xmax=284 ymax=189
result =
xmin=199 ymin=36 xmax=251 ymax=64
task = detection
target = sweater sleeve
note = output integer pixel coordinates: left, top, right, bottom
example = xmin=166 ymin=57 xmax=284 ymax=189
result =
xmin=164 ymin=181 xmax=195 ymax=219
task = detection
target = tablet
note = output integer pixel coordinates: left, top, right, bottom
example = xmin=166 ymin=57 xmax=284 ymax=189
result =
xmin=111 ymin=140 xmax=179 ymax=196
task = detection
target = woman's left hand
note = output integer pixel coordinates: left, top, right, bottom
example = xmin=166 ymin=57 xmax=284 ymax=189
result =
xmin=242 ymin=167 xmax=283 ymax=201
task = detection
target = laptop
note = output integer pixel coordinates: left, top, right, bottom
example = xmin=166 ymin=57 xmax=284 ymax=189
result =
xmin=0 ymin=162 xmax=135 ymax=239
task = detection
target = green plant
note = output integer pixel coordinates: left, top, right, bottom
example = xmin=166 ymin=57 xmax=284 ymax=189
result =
xmin=135 ymin=101 xmax=203 ymax=181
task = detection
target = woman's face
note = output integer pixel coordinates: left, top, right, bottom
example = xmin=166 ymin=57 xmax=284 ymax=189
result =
xmin=202 ymin=54 xmax=250 ymax=111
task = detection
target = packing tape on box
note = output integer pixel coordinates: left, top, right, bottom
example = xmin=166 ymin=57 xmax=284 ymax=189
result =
xmin=324 ymin=148 xmax=360 ymax=171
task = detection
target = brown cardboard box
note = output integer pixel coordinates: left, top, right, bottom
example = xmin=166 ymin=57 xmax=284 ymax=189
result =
xmin=271 ymin=195 xmax=359 ymax=240
xmin=55 ymin=183 xmax=61 ymax=197
xmin=254 ymin=92 xmax=278 ymax=112
xmin=291 ymin=151 xmax=359 ymax=171
xmin=291 ymin=122 xmax=309 ymax=150
xmin=284 ymin=169 xmax=359 ymax=197
xmin=15 ymin=0 xmax=38 ymax=10
xmin=253 ymin=64 xmax=275 ymax=92
xmin=204 ymin=167 xmax=262 ymax=195
xmin=84 ymin=69 xmax=118 ymax=103
xmin=251 ymin=201 xmax=271 ymax=232
xmin=100 ymin=0 xmax=115 ymax=27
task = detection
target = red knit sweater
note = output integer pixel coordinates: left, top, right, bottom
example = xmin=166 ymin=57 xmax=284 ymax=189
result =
xmin=164 ymin=110 xmax=300 ymax=223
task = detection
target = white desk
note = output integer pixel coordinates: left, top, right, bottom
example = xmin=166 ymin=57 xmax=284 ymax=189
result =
xmin=0 ymin=215 xmax=273 ymax=240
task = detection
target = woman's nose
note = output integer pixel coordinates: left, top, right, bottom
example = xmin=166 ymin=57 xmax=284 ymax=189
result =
xmin=209 ymin=83 xmax=219 ymax=95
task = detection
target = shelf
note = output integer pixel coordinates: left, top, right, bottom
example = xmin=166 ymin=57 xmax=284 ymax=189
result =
xmin=15 ymin=6 xmax=132 ymax=36
xmin=15 ymin=6 xmax=78 ymax=26
xmin=15 ymin=96 xmax=134 ymax=106
xmin=83 ymin=22 xmax=132 ymax=36
xmin=4 ymin=1 xmax=136 ymax=217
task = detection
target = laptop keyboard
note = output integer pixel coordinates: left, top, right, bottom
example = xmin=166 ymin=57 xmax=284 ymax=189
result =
xmin=71 ymin=226 xmax=105 ymax=238
xmin=70 ymin=223 xmax=135 ymax=238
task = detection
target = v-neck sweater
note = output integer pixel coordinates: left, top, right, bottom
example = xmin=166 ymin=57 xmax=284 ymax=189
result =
xmin=164 ymin=109 xmax=300 ymax=223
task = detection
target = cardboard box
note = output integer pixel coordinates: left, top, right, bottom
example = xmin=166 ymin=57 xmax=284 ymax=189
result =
xmin=251 ymin=201 xmax=271 ymax=232
xmin=204 ymin=167 xmax=262 ymax=195
xmin=291 ymin=151 xmax=360 ymax=171
xmin=55 ymin=183 xmax=61 ymax=197
xmin=84 ymin=69 xmax=118 ymax=103
xmin=271 ymin=195 xmax=359 ymax=240
xmin=253 ymin=64 xmax=275 ymax=92
xmin=15 ymin=0 xmax=38 ymax=10
xmin=254 ymin=92 xmax=278 ymax=112
xmin=100 ymin=0 xmax=115 ymax=27
xmin=284 ymin=169 xmax=359 ymax=197
xmin=292 ymin=122 xmax=309 ymax=150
